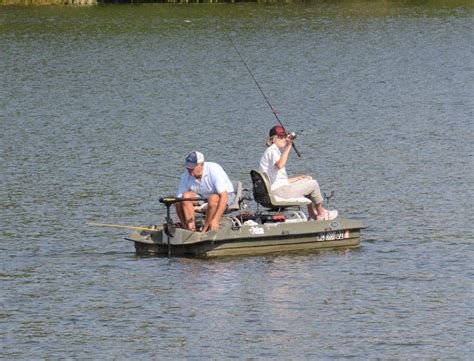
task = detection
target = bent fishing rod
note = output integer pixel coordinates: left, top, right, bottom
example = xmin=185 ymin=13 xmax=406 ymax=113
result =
xmin=227 ymin=34 xmax=302 ymax=157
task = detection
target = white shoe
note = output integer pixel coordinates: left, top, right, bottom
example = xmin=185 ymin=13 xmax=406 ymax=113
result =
xmin=317 ymin=210 xmax=338 ymax=221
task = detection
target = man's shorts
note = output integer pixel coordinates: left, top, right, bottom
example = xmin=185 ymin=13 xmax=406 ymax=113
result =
xmin=198 ymin=192 xmax=235 ymax=206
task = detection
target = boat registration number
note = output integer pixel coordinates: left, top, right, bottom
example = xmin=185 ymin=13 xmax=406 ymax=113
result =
xmin=316 ymin=230 xmax=349 ymax=242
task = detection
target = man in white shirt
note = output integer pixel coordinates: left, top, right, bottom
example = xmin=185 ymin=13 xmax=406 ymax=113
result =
xmin=176 ymin=150 xmax=234 ymax=232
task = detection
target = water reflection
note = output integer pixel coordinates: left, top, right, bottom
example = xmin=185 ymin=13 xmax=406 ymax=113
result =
xmin=2 ymin=2 xmax=473 ymax=359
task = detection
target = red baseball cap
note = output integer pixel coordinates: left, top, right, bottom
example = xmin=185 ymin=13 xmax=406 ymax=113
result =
xmin=269 ymin=125 xmax=287 ymax=137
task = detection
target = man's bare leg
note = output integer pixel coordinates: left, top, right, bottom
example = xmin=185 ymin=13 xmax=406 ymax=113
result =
xmin=175 ymin=191 xmax=198 ymax=231
xmin=203 ymin=194 xmax=219 ymax=230
xmin=306 ymin=204 xmax=317 ymax=219
xmin=316 ymin=203 xmax=326 ymax=217
xmin=176 ymin=203 xmax=185 ymax=226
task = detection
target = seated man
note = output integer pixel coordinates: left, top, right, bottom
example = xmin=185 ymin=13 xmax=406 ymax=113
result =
xmin=176 ymin=150 xmax=235 ymax=232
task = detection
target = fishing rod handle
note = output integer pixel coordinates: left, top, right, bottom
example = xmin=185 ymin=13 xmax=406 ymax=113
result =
xmin=293 ymin=143 xmax=302 ymax=157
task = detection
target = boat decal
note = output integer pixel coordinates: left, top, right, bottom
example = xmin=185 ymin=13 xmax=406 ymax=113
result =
xmin=249 ymin=226 xmax=264 ymax=235
xmin=330 ymin=221 xmax=340 ymax=228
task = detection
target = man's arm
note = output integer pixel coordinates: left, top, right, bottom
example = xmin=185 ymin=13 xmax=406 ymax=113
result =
xmin=176 ymin=172 xmax=188 ymax=197
xmin=288 ymin=175 xmax=312 ymax=184
xmin=274 ymin=139 xmax=293 ymax=169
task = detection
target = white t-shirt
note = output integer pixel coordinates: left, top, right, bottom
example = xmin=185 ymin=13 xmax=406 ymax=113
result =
xmin=177 ymin=162 xmax=234 ymax=197
xmin=259 ymin=144 xmax=290 ymax=190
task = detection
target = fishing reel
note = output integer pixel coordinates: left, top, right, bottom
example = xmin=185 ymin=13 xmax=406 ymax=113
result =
xmin=288 ymin=132 xmax=297 ymax=140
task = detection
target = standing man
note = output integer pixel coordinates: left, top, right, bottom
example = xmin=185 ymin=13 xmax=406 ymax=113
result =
xmin=176 ymin=151 xmax=235 ymax=232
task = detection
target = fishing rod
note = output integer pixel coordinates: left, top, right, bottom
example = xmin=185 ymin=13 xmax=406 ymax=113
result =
xmin=227 ymin=34 xmax=302 ymax=157
xmin=86 ymin=222 xmax=162 ymax=232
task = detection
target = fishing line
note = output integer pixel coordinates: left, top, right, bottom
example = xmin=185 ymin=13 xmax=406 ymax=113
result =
xmin=227 ymin=34 xmax=302 ymax=157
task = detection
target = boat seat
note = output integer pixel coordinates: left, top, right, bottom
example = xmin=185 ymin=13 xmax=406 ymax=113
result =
xmin=194 ymin=180 xmax=243 ymax=214
xmin=250 ymin=170 xmax=311 ymax=211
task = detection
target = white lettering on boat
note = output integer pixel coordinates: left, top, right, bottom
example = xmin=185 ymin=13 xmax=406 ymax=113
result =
xmin=316 ymin=231 xmax=344 ymax=242
xmin=249 ymin=226 xmax=264 ymax=235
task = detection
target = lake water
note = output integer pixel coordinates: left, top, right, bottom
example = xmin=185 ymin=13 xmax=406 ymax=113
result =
xmin=1 ymin=2 xmax=473 ymax=359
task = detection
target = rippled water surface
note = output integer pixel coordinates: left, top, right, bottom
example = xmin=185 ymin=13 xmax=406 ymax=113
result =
xmin=1 ymin=2 xmax=473 ymax=359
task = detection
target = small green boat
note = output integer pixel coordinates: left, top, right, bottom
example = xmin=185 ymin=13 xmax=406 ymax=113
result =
xmin=125 ymin=171 xmax=366 ymax=257
xmin=127 ymin=218 xmax=364 ymax=257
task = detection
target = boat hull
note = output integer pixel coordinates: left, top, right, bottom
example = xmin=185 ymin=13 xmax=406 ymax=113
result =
xmin=126 ymin=218 xmax=365 ymax=257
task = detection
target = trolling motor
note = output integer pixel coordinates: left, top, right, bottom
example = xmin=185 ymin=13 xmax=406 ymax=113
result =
xmin=158 ymin=196 xmax=206 ymax=257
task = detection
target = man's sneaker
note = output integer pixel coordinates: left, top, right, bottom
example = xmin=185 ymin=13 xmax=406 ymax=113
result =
xmin=317 ymin=210 xmax=338 ymax=221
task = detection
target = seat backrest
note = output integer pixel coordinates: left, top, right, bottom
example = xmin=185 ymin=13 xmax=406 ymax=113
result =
xmin=226 ymin=180 xmax=243 ymax=213
xmin=250 ymin=170 xmax=311 ymax=210
xmin=250 ymin=170 xmax=274 ymax=209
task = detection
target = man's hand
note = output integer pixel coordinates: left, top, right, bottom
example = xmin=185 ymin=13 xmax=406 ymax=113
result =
xmin=209 ymin=218 xmax=220 ymax=230
xmin=201 ymin=218 xmax=220 ymax=233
